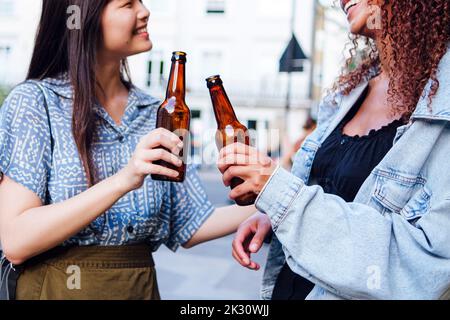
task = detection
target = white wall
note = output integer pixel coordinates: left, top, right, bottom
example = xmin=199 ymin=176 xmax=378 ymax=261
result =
xmin=0 ymin=0 xmax=41 ymax=85
xmin=130 ymin=0 xmax=315 ymax=101
xmin=0 ymin=0 xmax=350 ymax=154
xmin=128 ymin=0 xmax=320 ymax=146
xmin=320 ymin=5 xmax=349 ymax=94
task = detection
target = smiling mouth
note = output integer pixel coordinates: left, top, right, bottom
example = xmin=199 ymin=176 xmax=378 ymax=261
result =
xmin=134 ymin=26 xmax=148 ymax=35
xmin=343 ymin=0 xmax=361 ymax=14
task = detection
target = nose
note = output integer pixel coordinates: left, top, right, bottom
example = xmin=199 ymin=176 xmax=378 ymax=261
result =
xmin=137 ymin=1 xmax=150 ymax=22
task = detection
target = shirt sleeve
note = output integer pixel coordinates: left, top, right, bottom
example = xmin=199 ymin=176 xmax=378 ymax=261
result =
xmin=163 ymin=164 xmax=214 ymax=251
xmin=256 ymin=166 xmax=450 ymax=300
xmin=0 ymin=82 xmax=52 ymax=203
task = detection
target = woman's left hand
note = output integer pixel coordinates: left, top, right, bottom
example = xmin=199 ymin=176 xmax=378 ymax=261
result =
xmin=217 ymin=143 xmax=278 ymax=201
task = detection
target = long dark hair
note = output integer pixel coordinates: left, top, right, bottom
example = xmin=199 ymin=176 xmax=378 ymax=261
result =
xmin=27 ymin=0 xmax=132 ymax=186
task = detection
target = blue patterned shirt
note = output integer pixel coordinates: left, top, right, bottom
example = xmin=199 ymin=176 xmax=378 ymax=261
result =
xmin=0 ymin=73 xmax=214 ymax=251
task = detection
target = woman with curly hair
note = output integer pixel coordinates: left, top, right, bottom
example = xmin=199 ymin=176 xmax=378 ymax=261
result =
xmin=218 ymin=0 xmax=450 ymax=299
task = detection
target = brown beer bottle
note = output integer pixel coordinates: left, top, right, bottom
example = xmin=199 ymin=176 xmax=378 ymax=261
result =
xmin=152 ymin=51 xmax=190 ymax=183
xmin=206 ymin=75 xmax=257 ymax=206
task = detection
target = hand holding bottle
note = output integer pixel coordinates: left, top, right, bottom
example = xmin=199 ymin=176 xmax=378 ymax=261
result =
xmin=117 ymin=128 xmax=184 ymax=192
xmin=217 ymin=142 xmax=277 ymax=201
xmin=206 ymin=75 xmax=261 ymax=206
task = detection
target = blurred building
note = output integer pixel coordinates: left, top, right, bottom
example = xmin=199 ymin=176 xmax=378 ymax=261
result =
xmin=0 ymin=0 xmax=349 ymax=164
xmin=0 ymin=0 xmax=41 ymax=85
xmin=129 ymin=0 xmax=348 ymax=163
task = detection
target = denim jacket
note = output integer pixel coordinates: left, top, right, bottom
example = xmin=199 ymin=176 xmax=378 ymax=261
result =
xmin=255 ymin=45 xmax=450 ymax=300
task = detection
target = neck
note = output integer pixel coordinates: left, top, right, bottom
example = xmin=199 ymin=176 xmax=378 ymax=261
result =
xmin=373 ymin=35 xmax=392 ymax=77
xmin=95 ymin=53 xmax=127 ymax=102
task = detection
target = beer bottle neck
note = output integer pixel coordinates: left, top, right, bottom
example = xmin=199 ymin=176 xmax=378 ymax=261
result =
xmin=209 ymin=84 xmax=239 ymax=127
xmin=166 ymin=60 xmax=186 ymax=100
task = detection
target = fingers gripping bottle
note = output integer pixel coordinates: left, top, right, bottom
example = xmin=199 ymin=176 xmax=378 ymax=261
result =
xmin=206 ymin=75 xmax=257 ymax=206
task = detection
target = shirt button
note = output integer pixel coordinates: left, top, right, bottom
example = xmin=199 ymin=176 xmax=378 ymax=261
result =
xmin=118 ymin=136 xmax=125 ymax=143
xmin=127 ymin=225 xmax=134 ymax=233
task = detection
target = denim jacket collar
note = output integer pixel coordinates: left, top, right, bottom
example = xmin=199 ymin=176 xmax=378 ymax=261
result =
xmin=412 ymin=44 xmax=450 ymax=122
xmin=322 ymin=44 xmax=450 ymax=134
xmin=321 ymin=82 xmax=370 ymax=141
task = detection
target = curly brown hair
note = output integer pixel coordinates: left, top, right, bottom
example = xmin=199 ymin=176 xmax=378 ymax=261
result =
xmin=332 ymin=0 xmax=450 ymax=120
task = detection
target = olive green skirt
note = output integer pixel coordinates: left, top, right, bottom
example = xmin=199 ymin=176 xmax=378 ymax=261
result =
xmin=16 ymin=244 xmax=160 ymax=300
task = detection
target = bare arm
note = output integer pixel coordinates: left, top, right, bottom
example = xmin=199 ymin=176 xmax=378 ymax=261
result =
xmin=0 ymin=174 xmax=128 ymax=264
xmin=183 ymin=204 xmax=257 ymax=248
xmin=0 ymin=128 xmax=183 ymax=265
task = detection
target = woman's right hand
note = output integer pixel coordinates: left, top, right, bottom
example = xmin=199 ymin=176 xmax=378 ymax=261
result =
xmin=116 ymin=128 xmax=184 ymax=192
xmin=232 ymin=211 xmax=272 ymax=270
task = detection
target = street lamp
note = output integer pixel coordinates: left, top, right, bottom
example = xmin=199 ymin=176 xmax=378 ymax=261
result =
xmin=279 ymin=0 xmax=308 ymax=152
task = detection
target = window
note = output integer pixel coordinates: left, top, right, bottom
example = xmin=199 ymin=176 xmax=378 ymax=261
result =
xmin=0 ymin=0 xmax=14 ymax=16
xmin=247 ymin=120 xmax=257 ymax=130
xmin=191 ymin=110 xmax=201 ymax=119
xmin=0 ymin=45 xmax=11 ymax=55
xmin=190 ymin=110 xmax=203 ymax=161
xmin=159 ymin=61 xmax=164 ymax=85
xmin=0 ymin=44 xmax=12 ymax=83
xmin=206 ymin=0 xmax=225 ymax=14
xmin=146 ymin=51 xmax=165 ymax=89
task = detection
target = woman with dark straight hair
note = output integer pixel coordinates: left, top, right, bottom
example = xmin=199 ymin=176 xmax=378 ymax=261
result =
xmin=0 ymin=0 xmax=256 ymax=300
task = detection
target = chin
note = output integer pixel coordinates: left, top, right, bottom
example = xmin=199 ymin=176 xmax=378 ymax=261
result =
xmin=148 ymin=41 xmax=153 ymax=51
xmin=142 ymin=40 xmax=153 ymax=52
xmin=350 ymin=21 xmax=366 ymax=35
xmin=129 ymin=41 xmax=153 ymax=56
xmin=349 ymin=14 xmax=373 ymax=38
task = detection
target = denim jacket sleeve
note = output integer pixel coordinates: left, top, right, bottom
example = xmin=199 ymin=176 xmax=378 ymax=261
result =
xmin=255 ymin=166 xmax=450 ymax=300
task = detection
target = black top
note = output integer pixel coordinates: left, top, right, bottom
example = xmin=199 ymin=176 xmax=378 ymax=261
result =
xmin=271 ymin=89 xmax=403 ymax=300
